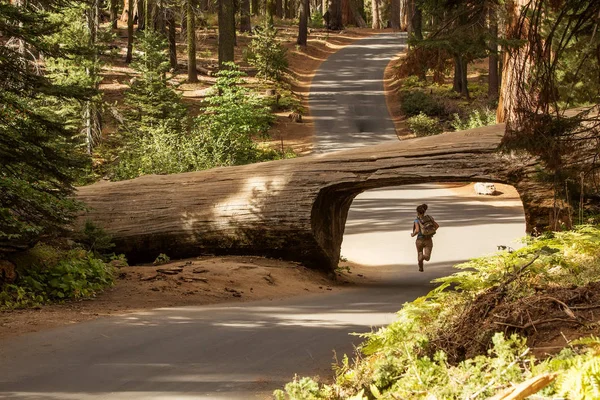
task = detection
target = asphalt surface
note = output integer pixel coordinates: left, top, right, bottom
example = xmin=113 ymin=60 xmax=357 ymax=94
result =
xmin=0 ymin=33 xmax=526 ymax=400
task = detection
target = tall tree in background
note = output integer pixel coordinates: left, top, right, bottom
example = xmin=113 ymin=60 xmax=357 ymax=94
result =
xmin=240 ymin=0 xmax=252 ymax=32
xmin=0 ymin=1 xmax=88 ymax=255
xmin=126 ymin=0 xmax=134 ymax=62
xmin=327 ymin=0 xmax=342 ymax=29
xmin=488 ymin=3 xmax=499 ymax=99
xmin=297 ymin=0 xmax=309 ymax=45
xmin=187 ymin=0 xmax=198 ymax=82
xmin=251 ymin=0 xmax=259 ymax=15
xmin=371 ymin=0 xmax=381 ymax=29
xmin=167 ymin=8 xmax=177 ymax=69
xmin=110 ymin=0 xmax=119 ymax=28
xmin=219 ymin=0 xmax=235 ymax=66
xmin=275 ymin=0 xmax=283 ymax=17
xmin=390 ymin=0 xmax=400 ymax=30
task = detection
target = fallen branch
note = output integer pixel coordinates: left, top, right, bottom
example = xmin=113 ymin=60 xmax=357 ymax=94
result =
xmin=497 ymin=254 xmax=540 ymax=293
xmin=494 ymin=317 xmax=584 ymax=330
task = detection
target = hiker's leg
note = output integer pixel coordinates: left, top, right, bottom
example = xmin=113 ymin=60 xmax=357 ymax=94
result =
xmin=416 ymin=239 xmax=424 ymax=270
xmin=423 ymin=238 xmax=433 ymax=262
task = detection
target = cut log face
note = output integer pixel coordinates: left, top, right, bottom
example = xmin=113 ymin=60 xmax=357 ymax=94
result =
xmin=77 ymin=124 xmax=553 ymax=270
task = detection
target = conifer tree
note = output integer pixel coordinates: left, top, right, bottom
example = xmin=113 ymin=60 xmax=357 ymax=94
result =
xmin=0 ymin=1 xmax=89 ymax=255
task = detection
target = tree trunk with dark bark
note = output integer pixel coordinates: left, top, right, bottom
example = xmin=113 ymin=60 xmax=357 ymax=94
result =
xmin=167 ymin=10 xmax=177 ymax=69
xmin=276 ymin=0 xmax=283 ymax=17
xmin=110 ymin=0 xmax=119 ymax=28
xmin=125 ymin=0 xmax=134 ymax=62
xmin=328 ymin=0 xmax=342 ymax=29
xmin=412 ymin=3 xmax=422 ymax=39
xmin=297 ymin=0 xmax=309 ymax=45
xmin=76 ymin=124 xmax=559 ymax=271
xmin=219 ymin=0 xmax=235 ymax=66
xmin=488 ymin=5 xmax=499 ymax=99
xmin=187 ymin=0 xmax=198 ymax=82
xmin=390 ymin=0 xmax=400 ymax=30
xmin=251 ymin=0 xmax=259 ymax=15
xmin=240 ymin=0 xmax=252 ymax=32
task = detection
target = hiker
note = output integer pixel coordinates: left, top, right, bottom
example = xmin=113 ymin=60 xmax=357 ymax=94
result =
xmin=410 ymin=204 xmax=439 ymax=272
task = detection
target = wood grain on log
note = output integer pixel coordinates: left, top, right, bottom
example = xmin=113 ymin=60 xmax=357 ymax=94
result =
xmin=77 ymin=124 xmax=551 ymax=270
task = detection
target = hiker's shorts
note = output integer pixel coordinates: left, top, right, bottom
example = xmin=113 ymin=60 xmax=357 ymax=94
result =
xmin=416 ymin=237 xmax=433 ymax=265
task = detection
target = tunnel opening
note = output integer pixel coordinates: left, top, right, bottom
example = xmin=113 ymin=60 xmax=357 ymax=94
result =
xmin=341 ymin=182 xmax=527 ymax=273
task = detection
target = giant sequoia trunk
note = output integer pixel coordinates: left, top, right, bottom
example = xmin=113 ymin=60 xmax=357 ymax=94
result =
xmin=187 ymin=0 xmax=198 ymax=82
xmin=327 ymin=0 xmax=342 ymax=29
xmin=77 ymin=125 xmax=559 ymax=271
xmin=390 ymin=0 xmax=400 ymax=30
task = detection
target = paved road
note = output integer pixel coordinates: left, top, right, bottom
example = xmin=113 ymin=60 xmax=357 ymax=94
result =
xmin=0 ymin=34 xmax=526 ymax=400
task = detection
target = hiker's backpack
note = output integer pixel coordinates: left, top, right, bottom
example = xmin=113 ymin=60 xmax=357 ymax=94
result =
xmin=418 ymin=215 xmax=437 ymax=237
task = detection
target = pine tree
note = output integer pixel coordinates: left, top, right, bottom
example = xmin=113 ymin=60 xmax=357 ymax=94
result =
xmin=0 ymin=1 xmax=89 ymax=256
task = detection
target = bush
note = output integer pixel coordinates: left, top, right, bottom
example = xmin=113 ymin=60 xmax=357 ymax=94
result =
xmin=451 ymin=107 xmax=497 ymax=131
xmin=406 ymin=112 xmax=443 ymax=136
xmin=1 ymin=243 xmax=114 ymax=309
xmin=400 ymin=90 xmax=445 ymax=117
xmin=247 ymin=22 xmax=288 ymax=81
xmin=309 ymin=10 xmax=324 ymax=28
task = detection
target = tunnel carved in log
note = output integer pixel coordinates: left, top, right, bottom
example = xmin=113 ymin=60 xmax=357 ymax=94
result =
xmin=77 ymin=124 xmax=555 ymax=271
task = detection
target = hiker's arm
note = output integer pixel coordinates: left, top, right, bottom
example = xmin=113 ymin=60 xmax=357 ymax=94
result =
xmin=411 ymin=221 xmax=418 ymax=237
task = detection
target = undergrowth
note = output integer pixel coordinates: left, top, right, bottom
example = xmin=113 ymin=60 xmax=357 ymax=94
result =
xmin=1 ymin=243 xmax=115 ymax=309
xmin=274 ymin=226 xmax=600 ymax=399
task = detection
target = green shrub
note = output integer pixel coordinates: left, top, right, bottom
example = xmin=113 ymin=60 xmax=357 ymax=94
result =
xmin=406 ymin=112 xmax=443 ymax=136
xmin=309 ymin=10 xmax=324 ymax=28
xmin=401 ymin=75 xmax=426 ymax=89
xmin=247 ymin=22 xmax=288 ymax=81
xmin=451 ymin=107 xmax=497 ymax=131
xmin=400 ymin=90 xmax=445 ymax=117
xmin=76 ymin=220 xmax=115 ymax=258
xmin=153 ymin=253 xmax=170 ymax=265
xmin=2 ymin=243 xmax=114 ymax=309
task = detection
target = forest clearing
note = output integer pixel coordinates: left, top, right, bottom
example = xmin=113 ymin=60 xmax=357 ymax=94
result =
xmin=2 ymin=0 xmax=600 ymax=398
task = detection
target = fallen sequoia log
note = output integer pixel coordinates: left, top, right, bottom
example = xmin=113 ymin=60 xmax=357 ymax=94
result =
xmin=77 ymin=124 xmax=556 ymax=270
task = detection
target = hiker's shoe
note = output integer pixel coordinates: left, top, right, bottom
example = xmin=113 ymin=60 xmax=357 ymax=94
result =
xmin=418 ymin=266 xmax=424 ymax=272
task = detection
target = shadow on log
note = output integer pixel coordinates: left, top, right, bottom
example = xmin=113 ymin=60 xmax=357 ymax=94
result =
xmin=77 ymin=124 xmax=556 ymax=270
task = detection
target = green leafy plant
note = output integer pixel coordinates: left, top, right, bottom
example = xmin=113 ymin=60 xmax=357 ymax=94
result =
xmin=399 ymin=91 xmax=445 ymax=117
xmin=406 ymin=112 xmax=444 ymax=136
xmin=309 ymin=10 xmax=324 ymax=28
xmin=153 ymin=253 xmax=170 ymax=265
xmin=247 ymin=22 xmax=288 ymax=81
xmin=1 ymin=244 xmax=114 ymax=309
xmin=451 ymin=107 xmax=497 ymax=131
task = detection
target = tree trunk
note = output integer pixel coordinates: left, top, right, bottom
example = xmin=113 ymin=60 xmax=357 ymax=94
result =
xmin=371 ymin=0 xmax=380 ymax=29
xmin=76 ymin=125 xmax=555 ymax=271
xmin=125 ymin=0 xmax=134 ymax=63
xmin=399 ymin=0 xmax=408 ymax=31
xmin=276 ymin=0 xmax=283 ymax=17
xmin=297 ymin=0 xmax=309 ymax=45
xmin=240 ymin=0 xmax=251 ymax=32
xmin=460 ymin=56 xmax=469 ymax=98
xmin=322 ymin=0 xmax=326 ymax=14
xmin=110 ymin=0 xmax=119 ymax=28
xmin=328 ymin=0 xmax=342 ymax=29
xmin=390 ymin=0 xmax=400 ymax=30
xmin=266 ymin=0 xmax=276 ymax=23
xmin=187 ymin=0 xmax=198 ymax=82
xmin=251 ymin=0 xmax=259 ymax=16
xmin=405 ymin=0 xmax=414 ymax=34
xmin=167 ymin=10 xmax=178 ymax=69
xmin=219 ymin=0 xmax=235 ymax=67
xmin=341 ymin=0 xmax=350 ymax=25
xmin=137 ymin=0 xmax=145 ymax=30
xmin=348 ymin=0 xmax=366 ymax=27
xmin=412 ymin=3 xmax=422 ymax=40
xmin=488 ymin=5 xmax=499 ymax=99
xmin=453 ymin=55 xmax=462 ymax=93
xmin=497 ymin=0 xmax=530 ymax=126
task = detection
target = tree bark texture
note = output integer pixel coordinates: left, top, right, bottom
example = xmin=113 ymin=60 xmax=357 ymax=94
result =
xmin=371 ymin=0 xmax=380 ymax=29
xmin=167 ymin=10 xmax=177 ymax=69
xmin=276 ymin=0 xmax=283 ymax=17
xmin=125 ymin=0 xmax=134 ymax=63
xmin=297 ymin=0 xmax=309 ymax=45
xmin=411 ymin=3 xmax=422 ymax=40
xmin=251 ymin=0 xmax=259 ymax=15
xmin=187 ymin=0 xmax=198 ymax=82
xmin=405 ymin=0 xmax=414 ymax=34
xmin=110 ymin=0 xmax=119 ymax=28
xmin=399 ymin=0 xmax=408 ymax=31
xmin=349 ymin=0 xmax=366 ymax=28
xmin=488 ymin=5 xmax=499 ymax=99
xmin=327 ymin=0 xmax=342 ymax=29
xmin=218 ymin=0 xmax=235 ymax=67
xmin=240 ymin=0 xmax=252 ymax=32
xmin=77 ymin=125 xmax=558 ymax=271
xmin=390 ymin=0 xmax=400 ymax=30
